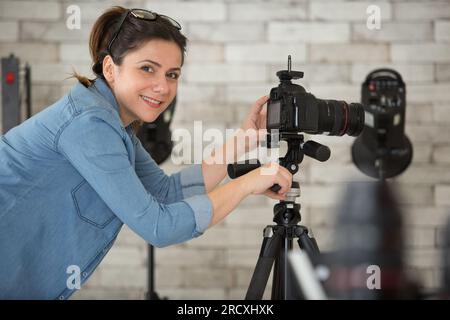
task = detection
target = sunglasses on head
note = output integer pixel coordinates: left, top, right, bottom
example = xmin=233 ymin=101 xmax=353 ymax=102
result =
xmin=107 ymin=8 xmax=182 ymax=55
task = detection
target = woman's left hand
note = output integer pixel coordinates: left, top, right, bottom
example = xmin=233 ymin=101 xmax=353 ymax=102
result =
xmin=241 ymin=95 xmax=269 ymax=132
xmin=238 ymin=96 xmax=269 ymax=152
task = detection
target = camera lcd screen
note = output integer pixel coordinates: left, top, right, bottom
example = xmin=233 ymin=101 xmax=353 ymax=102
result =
xmin=267 ymin=100 xmax=281 ymax=129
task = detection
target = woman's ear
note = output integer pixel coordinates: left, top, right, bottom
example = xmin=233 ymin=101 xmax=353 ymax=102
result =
xmin=103 ymin=55 xmax=115 ymax=84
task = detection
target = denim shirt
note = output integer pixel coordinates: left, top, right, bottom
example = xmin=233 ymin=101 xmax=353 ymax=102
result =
xmin=0 ymin=78 xmax=213 ymax=299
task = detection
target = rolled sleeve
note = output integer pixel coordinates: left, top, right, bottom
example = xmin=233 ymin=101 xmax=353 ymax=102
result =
xmin=182 ymin=194 xmax=213 ymax=235
xmin=179 ymin=164 xmax=207 ymax=198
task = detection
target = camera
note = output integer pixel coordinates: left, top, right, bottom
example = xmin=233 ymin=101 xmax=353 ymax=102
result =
xmin=266 ymin=56 xmax=365 ymax=137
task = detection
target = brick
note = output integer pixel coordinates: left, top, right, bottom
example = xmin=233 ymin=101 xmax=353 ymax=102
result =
xmin=393 ymin=2 xmax=450 ymax=20
xmin=225 ymin=43 xmax=306 ymax=63
xmin=435 ymin=20 xmax=450 ymax=43
xmin=268 ymin=63 xmax=351 ymax=84
xmin=224 ymin=207 xmax=280 ymax=228
xmin=31 ymin=84 xmax=63 ymax=114
xmin=71 ymin=288 xmax=145 ymax=300
xmin=99 ymin=266 xmax=147 ymax=288
xmin=405 ymin=249 xmax=441 ymax=269
xmin=433 ymin=145 xmax=450 ymax=164
xmin=310 ymin=163 xmax=372 ymax=183
xmin=351 ymin=64 xmax=434 ymax=84
xmin=268 ymin=22 xmax=350 ymax=43
xmin=410 ymin=144 xmax=432 ymax=164
xmin=227 ymin=249 xmax=261 ymax=268
xmin=352 ymin=22 xmax=433 ymax=42
xmin=177 ymin=84 xmax=224 ymax=103
xmin=184 ymin=268 xmax=232 ymax=288
xmin=310 ymin=44 xmax=389 ymax=63
xmin=185 ymin=226 xmax=263 ymax=249
xmin=395 ymin=184 xmax=434 ymax=206
xmin=69 ymin=1 xmax=112 ymax=23
xmin=229 ymin=3 xmax=307 ymax=21
xmin=183 ymin=63 xmax=266 ymax=84
xmin=405 ymin=104 xmax=434 ymax=124
xmin=154 ymin=267 xmax=185 ymax=287
xmin=188 ymin=23 xmax=264 ymax=42
xmin=60 ymin=43 xmax=91 ymax=62
xmin=311 ymin=2 xmax=392 ymax=21
xmin=101 ymin=246 xmax=145 ymax=267
xmin=433 ymin=103 xmax=450 ymax=123
xmin=174 ymin=102 xmax=235 ymax=123
xmin=186 ymin=43 xmax=224 ymax=62
xmin=403 ymin=206 xmax=450 ymax=227
xmin=0 ymin=22 xmax=18 ymax=41
xmin=300 ymin=184 xmax=342 ymax=208
xmin=407 ymin=84 xmax=450 ymax=103
xmin=155 ymin=247 xmax=226 ymax=267
xmin=406 ymin=124 xmax=450 ymax=143
xmin=391 ymin=44 xmax=450 ymax=62
xmin=436 ymin=223 xmax=450 ymax=246
xmin=0 ymin=43 xmax=59 ymax=63
xmin=435 ymin=184 xmax=450 ymax=206
xmin=225 ymin=84 xmax=272 ymax=104
xmin=436 ymin=64 xmax=450 ymax=82
xmin=0 ymin=1 xmax=60 ymax=20
xmin=143 ymin=2 xmax=226 ymax=22
xmin=114 ymin=225 xmax=147 ymax=247
xmin=31 ymin=63 xmax=93 ymax=83
xmin=21 ymin=21 xmax=91 ymax=43
xmin=396 ymin=165 xmax=450 ymax=185
xmin=404 ymin=228 xmax=436 ymax=248
xmin=157 ymin=288 xmax=226 ymax=300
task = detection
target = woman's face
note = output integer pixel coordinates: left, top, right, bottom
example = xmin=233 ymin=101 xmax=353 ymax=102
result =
xmin=104 ymin=39 xmax=182 ymax=126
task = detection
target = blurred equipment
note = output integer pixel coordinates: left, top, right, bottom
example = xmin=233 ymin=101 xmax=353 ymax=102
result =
xmin=1 ymin=54 xmax=31 ymax=134
xmin=136 ymin=98 xmax=176 ymax=300
xmin=323 ymin=181 xmax=418 ymax=299
xmin=352 ymin=69 xmax=413 ymax=179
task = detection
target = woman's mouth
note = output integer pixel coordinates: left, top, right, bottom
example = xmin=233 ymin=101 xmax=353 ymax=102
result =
xmin=140 ymin=95 xmax=162 ymax=109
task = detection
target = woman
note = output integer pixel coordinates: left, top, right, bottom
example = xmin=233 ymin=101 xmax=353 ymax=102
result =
xmin=0 ymin=7 xmax=292 ymax=299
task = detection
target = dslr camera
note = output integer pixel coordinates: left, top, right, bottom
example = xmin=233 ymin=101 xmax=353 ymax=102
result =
xmin=267 ymin=56 xmax=365 ymax=138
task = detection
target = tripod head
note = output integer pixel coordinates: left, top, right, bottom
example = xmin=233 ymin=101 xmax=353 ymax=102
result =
xmin=227 ymin=133 xmax=331 ymax=192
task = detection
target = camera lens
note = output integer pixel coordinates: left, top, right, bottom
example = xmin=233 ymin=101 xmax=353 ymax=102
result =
xmin=317 ymin=100 xmax=365 ymax=136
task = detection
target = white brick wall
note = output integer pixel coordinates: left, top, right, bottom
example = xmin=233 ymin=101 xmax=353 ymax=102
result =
xmin=2 ymin=0 xmax=450 ymax=300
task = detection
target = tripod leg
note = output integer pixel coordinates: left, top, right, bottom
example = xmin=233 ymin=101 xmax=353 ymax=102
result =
xmin=246 ymin=227 xmax=283 ymax=300
xmin=296 ymin=226 xmax=320 ymax=258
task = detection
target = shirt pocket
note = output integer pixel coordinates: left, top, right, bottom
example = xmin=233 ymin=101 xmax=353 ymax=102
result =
xmin=72 ymin=180 xmax=116 ymax=228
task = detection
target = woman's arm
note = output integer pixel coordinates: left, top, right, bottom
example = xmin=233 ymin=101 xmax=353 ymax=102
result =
xmin=202 ymin=96 xmax=269 ymax=192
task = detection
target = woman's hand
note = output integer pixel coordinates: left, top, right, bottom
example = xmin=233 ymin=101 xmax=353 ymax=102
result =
xmin=238 ymin=162 xmax=293 ymax=201
xmin=239 ymin=96 xmax=269 ymax=152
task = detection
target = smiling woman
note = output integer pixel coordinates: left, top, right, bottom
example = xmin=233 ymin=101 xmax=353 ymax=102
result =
xmin=0 ymin=6 xmax=293 ymax=299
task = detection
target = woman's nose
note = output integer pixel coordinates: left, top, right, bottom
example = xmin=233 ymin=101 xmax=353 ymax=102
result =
xmin=152 ymin=76 xmax=169 ymax=95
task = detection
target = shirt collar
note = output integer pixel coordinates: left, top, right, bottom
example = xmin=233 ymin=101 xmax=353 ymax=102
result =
xmin=91 ymin=78 xmax=120 ymax=115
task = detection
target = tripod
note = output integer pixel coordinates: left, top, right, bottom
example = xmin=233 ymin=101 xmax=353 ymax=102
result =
xmin=245 ymin=180 xmax=320 ymax=300
xmin=228 ymin=132 xmax=331 ymax=300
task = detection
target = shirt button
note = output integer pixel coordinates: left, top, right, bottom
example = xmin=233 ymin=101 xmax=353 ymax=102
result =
xmin=82 ymin=272 xmax=88 ymax=278
xmin=59 ymin=295 xmax=64 ymax=300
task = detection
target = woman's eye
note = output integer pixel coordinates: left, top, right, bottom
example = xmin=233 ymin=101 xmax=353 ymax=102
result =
xmin=141 ymin=66 xmax=154 ymax=73
xmin=167 ymin=72 xmax=180 ymax=80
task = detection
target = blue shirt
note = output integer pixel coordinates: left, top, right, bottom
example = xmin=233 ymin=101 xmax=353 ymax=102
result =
xmin=0 ymin=78 xmax=213 ymax=299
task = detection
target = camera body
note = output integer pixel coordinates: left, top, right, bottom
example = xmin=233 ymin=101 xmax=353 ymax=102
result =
xmin=267 ymin=58 xmax=364 ymax=137
xmin=360 ymin=69 xmax=406 ymax=151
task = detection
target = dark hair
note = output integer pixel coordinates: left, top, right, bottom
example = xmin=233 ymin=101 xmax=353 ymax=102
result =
xmin=74 ymin=6 xmax=187 ymax=86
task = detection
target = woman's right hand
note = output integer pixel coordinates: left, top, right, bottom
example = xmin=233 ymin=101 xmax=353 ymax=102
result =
xmin=239 ymin=162 xmax=293 ymax=201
